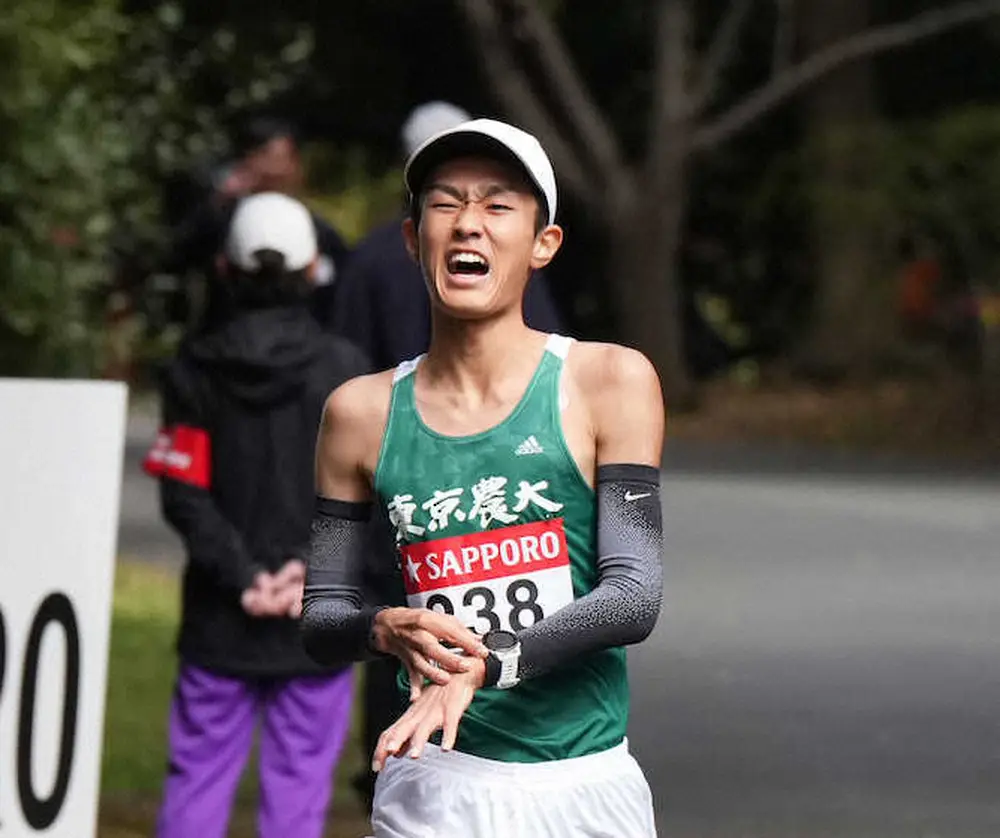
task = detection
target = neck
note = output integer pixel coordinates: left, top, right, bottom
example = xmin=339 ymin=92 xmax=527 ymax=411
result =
xmin=423 ymin=308 xmax=544 ymax=393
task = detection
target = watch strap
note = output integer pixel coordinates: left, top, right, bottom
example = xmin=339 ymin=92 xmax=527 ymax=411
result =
xmin=484 ymin=652 xmax=502 ymax=687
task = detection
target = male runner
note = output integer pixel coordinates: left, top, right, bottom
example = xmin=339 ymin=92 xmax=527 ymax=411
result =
xmin=301 ymin=118 xmax=664 ymax=837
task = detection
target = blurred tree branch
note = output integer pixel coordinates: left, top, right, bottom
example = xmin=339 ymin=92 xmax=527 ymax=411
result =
xmin=456 ymin=0 xmax=1000 ymax=403
xmin=772 ymin=0 xmax=796 ymax=74
xmin=696 ymin=0 xmax=756 ymax=111
xmin=502 ymin=0 xmax=628 ymax=188
xmin=457 ymin=0 xmax=594 ymax=209
xmin=694 ymin=0 xmax=1000 ymax=151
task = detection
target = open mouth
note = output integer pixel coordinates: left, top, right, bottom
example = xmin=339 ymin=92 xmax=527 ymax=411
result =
xmin=446 ymin=251 xmax=490 ymax=277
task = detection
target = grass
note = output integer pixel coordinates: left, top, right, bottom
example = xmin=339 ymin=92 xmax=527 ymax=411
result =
xmin=99 ymin=562 xmax=372 ymax=838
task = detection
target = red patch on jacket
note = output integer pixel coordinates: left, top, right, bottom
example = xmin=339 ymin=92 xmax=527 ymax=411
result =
xmin=143 ymin=425 xmax=211 ymax=489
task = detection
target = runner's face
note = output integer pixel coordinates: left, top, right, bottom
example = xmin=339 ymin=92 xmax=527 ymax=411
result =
xmin=404 ymin=157 xmax=562 ymax=320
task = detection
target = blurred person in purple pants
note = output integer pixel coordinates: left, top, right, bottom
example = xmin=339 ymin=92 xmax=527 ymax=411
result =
xmin=144 ymin=192 xmax=372 ymax=838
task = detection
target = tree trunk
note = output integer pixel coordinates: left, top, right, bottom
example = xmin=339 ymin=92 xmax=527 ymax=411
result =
xmin=609 ymin=0 xmax=696 ymax=409
xmin=609 ymin=155 xmax=694 ymax=408
xmin=795 ymin=0 xmax=894 ymax=379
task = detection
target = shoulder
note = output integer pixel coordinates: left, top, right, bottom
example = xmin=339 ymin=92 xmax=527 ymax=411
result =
xmin=565 ymin=340 xmax=665 ymax=463
xmin=320 ymin=369 xmax=396 ymax=439
xmin=566 ymin=341 xmax=662 ymax=402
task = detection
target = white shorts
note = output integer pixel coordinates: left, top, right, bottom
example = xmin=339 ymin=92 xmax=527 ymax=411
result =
xmin=369 ymin=738 xmax=657 ymax=838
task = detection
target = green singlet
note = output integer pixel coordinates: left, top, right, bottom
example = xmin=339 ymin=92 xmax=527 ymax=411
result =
xmin=374 ymin=333 xmax=629 ymax=763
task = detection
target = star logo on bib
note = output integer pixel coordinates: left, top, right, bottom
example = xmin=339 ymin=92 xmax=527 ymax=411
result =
xmin=405 ymin=556 xmax=422 ymax=584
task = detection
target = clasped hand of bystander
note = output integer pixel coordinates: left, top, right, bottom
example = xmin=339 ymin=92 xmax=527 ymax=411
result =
xmin=240 ymin=559 xmax=306 ymax=619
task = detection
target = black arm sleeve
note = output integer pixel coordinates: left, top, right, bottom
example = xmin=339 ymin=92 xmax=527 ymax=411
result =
xmin=157 ymin=363 xmax=260 ymax=591
xmin=503 ymin=463 xmax=664 ymax=684
xmin=300 ymin=497 xmax=389 ymax=667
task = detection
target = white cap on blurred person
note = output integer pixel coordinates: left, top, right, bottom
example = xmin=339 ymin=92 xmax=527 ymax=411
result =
xmin=404 ymin=118 xmax=558 ymax=226
xmin=401 ymin=101 xmax=472 ymax=158
xmin=225 ymin=192 xmax=317 ymax=272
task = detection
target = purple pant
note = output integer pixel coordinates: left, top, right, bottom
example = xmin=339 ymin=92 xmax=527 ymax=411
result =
xmin=156 ymin=663 xmax=354 ymax=838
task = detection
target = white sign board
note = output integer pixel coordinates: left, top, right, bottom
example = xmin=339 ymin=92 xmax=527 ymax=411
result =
xmin=0 ymin=380 xmax=127 ymax=837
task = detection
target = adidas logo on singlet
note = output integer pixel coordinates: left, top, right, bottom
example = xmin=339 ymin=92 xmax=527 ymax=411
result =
xmin=515 ymin=435 xmax=545 ymax=456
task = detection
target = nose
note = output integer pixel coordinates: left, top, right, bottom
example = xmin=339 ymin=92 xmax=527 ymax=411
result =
xmin=452 ymin=200 xmax=484 ymax=240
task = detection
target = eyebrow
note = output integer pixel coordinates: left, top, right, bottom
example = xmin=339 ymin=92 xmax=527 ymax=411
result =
xmin=424 ymin=183 xmax=519 ymax=200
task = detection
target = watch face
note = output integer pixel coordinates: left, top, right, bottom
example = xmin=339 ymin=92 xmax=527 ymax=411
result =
xmin=486 ymin=630 xmax=518 ymax=651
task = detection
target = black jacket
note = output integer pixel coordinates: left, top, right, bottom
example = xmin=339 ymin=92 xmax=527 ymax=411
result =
xmin=330 ymin=216 xmax=565 ymax=371
xmin=147 ymin=305 xmax=370 ymax=677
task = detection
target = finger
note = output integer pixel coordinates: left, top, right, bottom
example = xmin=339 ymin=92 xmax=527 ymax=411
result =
xmin=272 ymin=587 xmax=297 ymax=613
xmin=418 ymin=613 xmax=490 ymax=658
xmin=423 ymin=643 xmax=475 ymax=675
xmin=409 ymin=653 xmax=451 ymax=687
xmin=373 ymin=729 xmax=400 ymax=773
xmin=416 ymin=631 xmax=472 ymax=674
xmin=276 ymin=561 xmax=305 ymax=585
xmin=441 ymin=682 xmax=475 ymax=752
xmin=407 ymin=709 xmax=444 ymax=760
xmin=242 ymin=590 xmax=264 ymax=616
xmin=405 ymin=662 xmax=423 ymax=702
xmin=440 ymin=701 xmax=460 ymax=752
xmin=373 ymin=709 xmax=422 ymax=773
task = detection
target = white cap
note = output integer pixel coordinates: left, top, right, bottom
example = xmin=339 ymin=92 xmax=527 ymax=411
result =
xmin=404 ymin=118 xmax=558 ymax=226
xmin=401 ymin=101 xmax=471 ymax=158
xmin=224 ymin=192 xmax=317 ymax=272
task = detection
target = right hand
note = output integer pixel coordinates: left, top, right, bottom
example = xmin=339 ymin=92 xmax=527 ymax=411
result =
xmin=372 ymin=607 xmax=489 ymax=700
xmin=241 ymin=563 xmax=306 ymax=619
xmin=241 ymin=571 xmax=279 ymax=617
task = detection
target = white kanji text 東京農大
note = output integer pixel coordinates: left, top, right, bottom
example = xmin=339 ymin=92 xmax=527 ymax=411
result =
xmin=386 ymin=493 xmax=426 ymax=542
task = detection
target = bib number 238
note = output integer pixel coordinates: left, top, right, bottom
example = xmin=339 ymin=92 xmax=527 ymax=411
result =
xmin=401 ymin=519 xmax=575 ymax=635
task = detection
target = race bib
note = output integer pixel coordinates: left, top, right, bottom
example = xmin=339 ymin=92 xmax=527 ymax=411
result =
xmin=400 ymin=518 xmax=574 ymax=634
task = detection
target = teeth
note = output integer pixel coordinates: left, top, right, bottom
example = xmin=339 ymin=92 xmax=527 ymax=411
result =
xmin=451 ymin=253 xmax=487 ymax=266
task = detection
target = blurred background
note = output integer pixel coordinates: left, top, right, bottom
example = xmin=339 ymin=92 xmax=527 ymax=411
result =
xmin=3 ymin=1 xmax=999 ymax=836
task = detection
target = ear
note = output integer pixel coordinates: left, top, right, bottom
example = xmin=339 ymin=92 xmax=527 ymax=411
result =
xmin=530 ymin=224 xmax=564 ymax=270
xmin=402 ymin=217 xmax=419 ymax=264
xmin=215 ymin=253 xmax=229 ymax=278
xmin=304 ymin=256 xmax=318 ymax=284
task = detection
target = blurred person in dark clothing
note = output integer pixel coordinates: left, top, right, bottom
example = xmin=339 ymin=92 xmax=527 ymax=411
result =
xmin=332 ymin=101 xmax=565 ymax=371
xmin=164 ymin=116 xmax=351 ymax=330
xmin=144 ymin=192 xmax=370 ymax=838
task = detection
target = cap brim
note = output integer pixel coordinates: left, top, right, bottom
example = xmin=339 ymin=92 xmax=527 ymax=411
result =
xmin=404 ymin=130 xmax=550 ymax=223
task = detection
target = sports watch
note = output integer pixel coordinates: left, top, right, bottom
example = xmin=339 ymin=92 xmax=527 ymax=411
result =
xmin=483 ymin=629 xmax=521 ymax=689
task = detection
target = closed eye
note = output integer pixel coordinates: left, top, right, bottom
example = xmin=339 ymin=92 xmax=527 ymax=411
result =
xmin=487 ymin=203 xmax=514 ymax=211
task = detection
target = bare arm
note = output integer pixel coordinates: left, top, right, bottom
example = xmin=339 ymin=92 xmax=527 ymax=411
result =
xmin=300 ymin=375 xmax=487 ymax=681
xmin=500 ymin=345 xmax=666 ymax=684
xmin=299 ymin=378 xmax=381 ymax=666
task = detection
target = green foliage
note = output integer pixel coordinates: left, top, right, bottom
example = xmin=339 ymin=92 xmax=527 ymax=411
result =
xmin=0 ymin=0 xmax=314 ymax=377
xmin=901 ymin=106 xmax=1000 ymax=287
xmin=302 ymin=146 xmax=406 ymax=245
xmin=755 ymin=105 xmax=1000 ymax=290
xmin=0 ymin=1 xmax=129 ymax=375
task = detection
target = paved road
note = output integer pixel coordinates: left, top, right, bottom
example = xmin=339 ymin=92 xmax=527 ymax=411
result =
xmin=120 ymin=422 xmax=1000 ymax=837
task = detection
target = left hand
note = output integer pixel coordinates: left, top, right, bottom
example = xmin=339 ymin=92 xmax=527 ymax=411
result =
xmin=372 ymin=656 xmax=486 ymax=772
